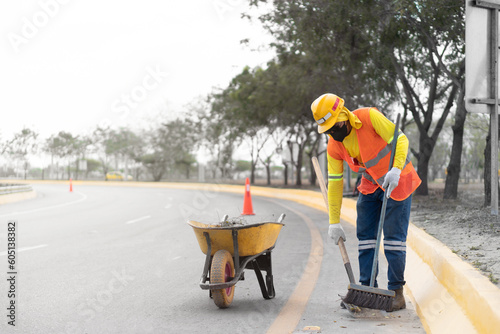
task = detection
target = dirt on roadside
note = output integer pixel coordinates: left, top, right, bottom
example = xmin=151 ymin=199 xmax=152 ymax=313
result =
xmin=410 ymin=182 xmax=500 ymax=285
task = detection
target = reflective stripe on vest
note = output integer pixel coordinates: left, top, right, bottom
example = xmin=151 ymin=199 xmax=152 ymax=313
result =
xmin=363 ymin=153 xmax=411 ymax=185
xmin=364 ymin=130 xmax=402 ymax=169
xmin=327 ymin=107 xmax=421 ymax=200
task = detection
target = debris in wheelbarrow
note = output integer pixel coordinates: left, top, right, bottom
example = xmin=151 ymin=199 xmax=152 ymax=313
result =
xmin=215 ymin=216 xmax=247 ymax=227
xmin=187 ymin=213 xmax=285 ymax=308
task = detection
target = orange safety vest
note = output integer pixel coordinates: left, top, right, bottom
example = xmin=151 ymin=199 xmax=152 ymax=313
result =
xmin=327 ymin=108 xmax=421 ymax=200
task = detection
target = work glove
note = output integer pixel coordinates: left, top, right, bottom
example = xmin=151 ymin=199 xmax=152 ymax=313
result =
xmin=382 ymin=167 xmax=401 ymax=198
xmin=328 ymin=224 xmax=346 ymax=245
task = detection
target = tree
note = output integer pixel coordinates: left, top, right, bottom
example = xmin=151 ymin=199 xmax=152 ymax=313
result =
xmin=386 ymin=1 xmax=465 ymax=196
xmin=84 ymin=158 xmax=102 ymax=179
xmin=56 ymin=132 xmax=78 ymax=179
xmin=444 ymin=80 xmax=466 ymax=198
xmin=235 ymin=160 xmax=252 ymax=173
xmin=200 ymin=105 xmax=237 ymax=180
xmin=248 ymin=0 xmax=465 ymax=195
xmin=429 ymin=130 xmax=451 ymax=181
xmin=244 ymin=1 xmax=404 ymax=186
xmin=92 ymin=127 xmax=116 ymax=178
xmin=142 ymin=119 xmax=198 ymax=181
xmin=248 ymin=0 xmax=399 ymax=108
xmin=163 ymin=119 xmax=198 ymax=179
xmin=107 ymin=128 xmax=145 ymax=180
xmin=208 ymin=66 xmax=277 ymax=183
xmin=44 ymin=134 xmax=63 ymax=179
xmin=258 ymin=128 xmax=286 ymax=185
xmin=140 ymin=153 xmax=167 ymax=182
xmin=244 ymin=128 xmax=272 ymax=184
xmin=175 ymin=152 xmax=197 ymax=179
xmin=8 ymin=128 xmax=38 ymax=179
xmin=44 ymin=131 xmax=80 ymax=179
xmin=286 ymin=123 xmax=314 ymax=186
xmin=73 ymin=135 xmax=93 ymax=180
xmin=305 ymin=133 xmax=325 ymax=186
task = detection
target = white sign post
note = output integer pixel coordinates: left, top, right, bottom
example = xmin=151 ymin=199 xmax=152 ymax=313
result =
xmin=466 ymin=0 xmax=500 ymax=215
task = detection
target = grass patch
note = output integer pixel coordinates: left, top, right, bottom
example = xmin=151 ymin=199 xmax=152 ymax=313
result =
xmin=472 ymin=260 xmax=483 ymax=268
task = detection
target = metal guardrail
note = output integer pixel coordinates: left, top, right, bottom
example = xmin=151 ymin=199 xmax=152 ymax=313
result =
xmin=0 ymin=184 xmax=33 ymax=195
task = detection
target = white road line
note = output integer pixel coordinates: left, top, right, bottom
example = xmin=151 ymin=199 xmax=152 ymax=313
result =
xmin=0 ymin=191 xmax=88 ymax=218
xmin=165 ymin=196 xmax=174 ymax=209
xmin=0 ymin=244 xmax=48 ymax=256
xmin=125 ymin=215 xmax=151 ymax=224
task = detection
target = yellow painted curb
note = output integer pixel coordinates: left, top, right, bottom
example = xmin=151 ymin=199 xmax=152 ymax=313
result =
xmin=4 ymin=180 xmax=498 ymax=333
xmin=0 ymin=190 xmax=36 ymax=205
xmin=404 ymin=241 xmax=476 ymax=333
xmin=406 ymin=224 xmax=500 ymax=334
xmin=241 ymin=186 xmax=497 ymax=334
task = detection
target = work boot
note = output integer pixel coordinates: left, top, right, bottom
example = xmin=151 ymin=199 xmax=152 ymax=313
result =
xmin=389 ymin=288 xmax=406 ymax=312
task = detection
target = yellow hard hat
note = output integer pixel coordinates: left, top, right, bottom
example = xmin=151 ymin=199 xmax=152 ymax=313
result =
xmin=311 ymin=93 xmax=345 ymax=133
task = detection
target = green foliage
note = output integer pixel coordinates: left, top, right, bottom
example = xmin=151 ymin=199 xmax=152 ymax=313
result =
xmin=9 ymin=128 xmax=39 ymax=160
xmin=140 ymin=153 xmax=166 ymax=182
xmin=249 ymin=0 xmax=400 ymax=108
xmin=245 ymin=0 xmax=465 ymax=192
xmin=174 ymin=152 xmax=197 ymax=179
xmin=92 ymin=127 xmax=115 ymax=174
xmin=142 ymin=119 xmax=199 ymax=181
xmin=210 ymin=66 xmax=278 ymax=134
xmin=85 ymin=158 xmax=101 ymax=173
xmin=44 ymin=131 xmax=76 ymax=161
xmin=235 ymin=160 xmax=252 ymax=172
xmin=7 ymin=1 xmax=469 ymax=186
xmin=208 ymin=58 xmax=325 ymax=184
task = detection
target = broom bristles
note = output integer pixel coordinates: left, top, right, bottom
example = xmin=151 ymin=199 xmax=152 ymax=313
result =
xmin=342 ymin=284 xmax=395 ymax=311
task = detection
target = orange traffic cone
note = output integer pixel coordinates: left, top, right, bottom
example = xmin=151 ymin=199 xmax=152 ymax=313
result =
xmin=241 ymin=177 xmax=255 ymax=215
xmin=69 ymin=178 xmax=73 ymax=192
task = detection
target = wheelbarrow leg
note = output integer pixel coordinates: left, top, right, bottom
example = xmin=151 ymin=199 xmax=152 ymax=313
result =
xmin=232 ymin=229 xmax=240 ymax=274
xmin=202 ymin=232 xmax=212 ymax=298
xmin=265 ymin=252 xmax=275 ymax=298
xmin=201 ymin=232 xmax=212 ymax=283
xmin=252 ymin=252 xmax=275 ymax=299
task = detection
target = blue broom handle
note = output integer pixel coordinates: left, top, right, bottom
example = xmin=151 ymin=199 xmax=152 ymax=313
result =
xmin=369 ymin=113 xmax=401 ymax=288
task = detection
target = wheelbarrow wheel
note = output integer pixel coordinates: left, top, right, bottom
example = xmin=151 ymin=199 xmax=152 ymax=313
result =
xmin=210 ymin=250 xmax=235 ymax=308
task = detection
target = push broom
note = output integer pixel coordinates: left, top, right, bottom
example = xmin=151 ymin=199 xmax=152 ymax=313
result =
xmin=341 ymin=113 xmax=401 ymax=311
xmin=312 ymin=113 xmax=401 ymax=312
xmin=311 ymin=157 xmax=357 ymax=298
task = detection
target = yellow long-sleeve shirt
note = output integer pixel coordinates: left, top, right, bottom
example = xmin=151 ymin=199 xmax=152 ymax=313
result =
xmin=327 ymin=108 xmax=409 ymax=224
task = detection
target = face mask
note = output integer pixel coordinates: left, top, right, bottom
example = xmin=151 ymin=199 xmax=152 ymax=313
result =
xmin=331 ymin=123 xmax=350 ymax=142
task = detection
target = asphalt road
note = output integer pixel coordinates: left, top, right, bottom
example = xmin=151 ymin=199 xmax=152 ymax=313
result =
xmin=0 ymin=183 xmax=424 ymax=333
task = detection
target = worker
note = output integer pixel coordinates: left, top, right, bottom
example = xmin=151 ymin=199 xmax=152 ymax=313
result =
xmin=311 ymin=93 xmax=421 ymax=311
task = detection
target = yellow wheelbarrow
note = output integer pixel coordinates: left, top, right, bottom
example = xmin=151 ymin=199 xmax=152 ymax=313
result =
xmin=187 ymin=214 xmax=285 ymax=308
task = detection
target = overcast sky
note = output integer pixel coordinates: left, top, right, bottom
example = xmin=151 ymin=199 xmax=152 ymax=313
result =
xmin=0 ymin=0 xmax=275 ymax=140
